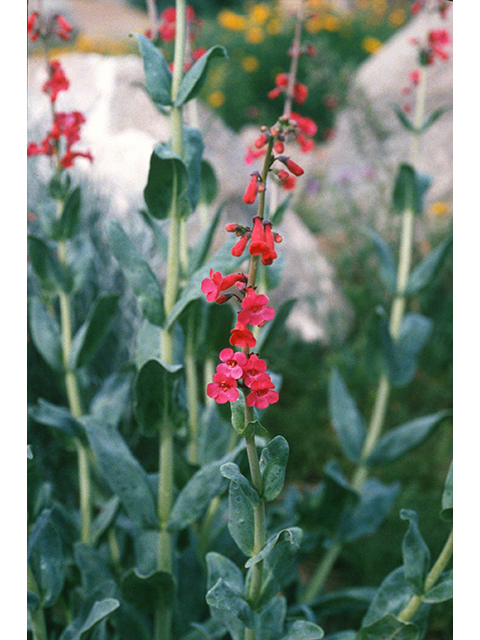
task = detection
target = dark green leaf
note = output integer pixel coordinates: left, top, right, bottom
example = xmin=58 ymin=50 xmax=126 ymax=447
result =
xmin=206 ymin=578 xmax=253 ymax=628
xmin=419 ymin=107 xmax=449 ymax=133
xmin=259 ymin=436 xmax=289 ymax=502
xmin=58 ymin=597 xmax=120 ymax=640
xmin=91 ymin=497 xmax=121 ymax=545
xmin=366 ymin=411 xmax=450 ymax=467
xmin=183 ymin=125 xmax=204 ymax=211
xmin=221 ymin=463 xmax=260 ymax=507
xmin=231 ymin=396 xmax=247 ymax=434
xmin=255 ymin=596 xmax=287 ymax=640
xmin=197 ymin=402 xmax=232 ymax=465
xmin=360 ymin=226 xmax=397 ymax=294
xmin=258 ymin=531 xmax=303 ymax=606
xmin=84 ymin=418 xmax=158 ymax=529
xmin=27 ymin=590 xmax=41 ymax=611
xmin=441 ymin=462 xmax=453 ymax=521
xmin=339 ymin=479 xmax=400 ymax=543
xmin=323 ymin=633 xmax=356 ymax=640
xmin=200 ymin=159 xmax=218 ymax=205
xmin=245 ymin=527 xmax=302 ymax=569
xmin=28 ymin=235 xmax=69 ymax=293
xmin=74 ymin=543 xmax=115 ymax=594
xmin=59 ymin=186 xmax=82 ymax=239
xmin=228 ymin=481 xmax=255 ymax=556
xmin=121 ymin=568 xmax=174 ymax=613
xmin=281 ymin=620 xmax=324 ymax=640
xmin=309 ymin=587 xmax=376 ymax=616
xmin=189 ymin=203 xmax=224 ymax=275
xmin=328 ymin=369 xmax=366 ymax=463
xmin=357 ymin=614 xmax=419 ymax=640
xmin=138 ymin=209 xmax=169 ymax=261
xmin=132 ymin=529 xmax=159 ymax=578
xmin=381 ymin=312 xmax=433 ymax=387
xmin=28 ymin=297 xmax=63 ymax=371
xmin=27 ymin=509 xmax=65 ymax=607
xmin=392 ymin=163 xmax=431 ymax=215
xmin=134 ymin=358 xmax=184 ymax=436
xmin=392 ymin=104 xmax=417 ymax=133
xmin=27 ymin=444 xmax=34 ymax=460
xmin=132 ymin=33 xmax=172 ymax=107
xmin=405 ymin=234 xmax=452 ymax=295
xmin=206 ymin=552 xmax=245 ymax=593
xmin=400 ymin=510 xmax=431 ymax=595
xmin=255 ymin=298 xmax=297 ymax=354
xmin=89 ymin=370 xmax=134 ymax=428
xmin=144 ymin=143 xmax=189 ymax=219
xmin=174 ymin=45 xmax=228 ymax=106
xmin=422 ymin=570 xmax=452 ymax=603
xmin=70 ymin=295 xmax=119 ymax=369
xmin=312 ymin=461 xmax=358 ymax=536
xmin=28 ymin=399 xmax=86 ymax=441
xmin=269 ymin=194 xmax=292 ymax=225
xmin=107 ymin=221 xmax=164 ymax=326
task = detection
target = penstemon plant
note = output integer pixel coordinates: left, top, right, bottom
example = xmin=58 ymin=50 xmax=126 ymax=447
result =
xmin=27 ymin=1 xmax=452 ymax=640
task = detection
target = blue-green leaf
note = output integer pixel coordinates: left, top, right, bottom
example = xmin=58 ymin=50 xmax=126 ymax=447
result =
xmin=281 ymin=620 xmax=324 ymax=640
xmin=28 ymin=235 xmax=70 ymax=293
xmin=228 ymin=481 xmax=255 ymax=556
xmin=134 ymin=358 xmax=184 ymax=436
xmin=183 ymin=125 xmax=204 ymax=211
xmin=59 ymin=186 xmax=82 ymax=239
xmin=392 ymin=163 xmax=431 ymax=215
xmin=28 ymin=399 xmax=86 ymax=441
xmin=441 ymin=462 xmax=453 ymax=522
xmin=400 ymin=510 xmax=430 ymax=595
xmin=422 ymin=570 xmax=452 ymax=603
xmin=259 ymin=436 xmax=289 ymax=502
xmin=255 ymin=596 xmax=287 ymax=640
xmin=221 ymin=463 xmax=260 ymax=507
xmin=206 ymin=578 xmax=254 ymax=628
xmin=144 ymin=142 xmax=190 ymax=219
xmin=107 ymin=221 xmax=164 ymax=326
xmin=328 ymin=369 xmax=366 ymax=463
xmin=206 ymin=552 xmax=245 ymax=593
xmin=357 ymin=614 xmax=419 ymax=640
xmin=199 ymin=159 xmax=218 ymax=205
xmin=366 ymin=411 xmax=450 ymax=467
xmin=70 ymin=295 xmax=119 ymax=369
xmin=255 ymin=298 xmax=297 ymax=354
xmin=27 ymin=509 xmax=65 ymax=607
xmin=132 ymin=33 xmax=172 ymax=107
xmin=257 ymin=530 xmax=303 ymax=606
xmin=405 ymin=234 xmax=452 ymax=295
xmin=392 ymin=105 xmax=417 ymax=133
xmin=28 ymin=297 xmax=63 ymax=371
xmin=360 ymin=226 xmax=397 ymax=294
xmin=174 ymin=45 xmax=228 ymax=106
xmin=121 ymin=568 xmax=174 ymax=613
xmin=58 ymin=597 xmax=120 ymax=640
xmin=245 ymin=527 xmax=302 ymax=569
xmin=188 ymin=203 xmax=224 ymax=275
xmin=89 ymin=370 xmax=134 ymax=429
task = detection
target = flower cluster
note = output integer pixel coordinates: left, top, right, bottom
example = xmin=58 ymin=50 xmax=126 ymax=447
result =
xmin=27 ymin=59 xmax=92 ymax=169
xmin=28 ymin=12 xmax=73 ymax=42
xmin=268 ymin=72 xmax=309 ymax=105
xmin=227 ymin=217 xmax=283 ymax=266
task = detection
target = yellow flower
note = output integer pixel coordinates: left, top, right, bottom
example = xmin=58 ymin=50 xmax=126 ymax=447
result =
xmin=266 ymin=17 xmax=282 ymax=35
xmin=389 ymin=8 xmax=406 ymax=27
xmin=218 ymin=9 xmax=247 ymax=31
xmin=242 ymin=55 xmax=260 ymax=72
xmin=429 ymin=201 xmax=451 ymax=216
xmin=208 ymin=91 xmax=226 ymax=108
xmin=362 ymin=36 xmax=383 ymax=54
xmin=249 ymin=3 xmax=270 ymax=25
xmin=323 ymin=14 xmax=341 ymax=31
xmin=245 ymin=26 xmax=265 ymax=44
xmin=305 ymin=15 xmax=324 ymax=33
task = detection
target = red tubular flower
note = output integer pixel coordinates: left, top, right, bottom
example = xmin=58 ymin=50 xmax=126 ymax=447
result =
xmin=231 ymin=234 xmax=249 ymax=257
xmin=293 ymin=82 xmax=308 ymax=105
xmin=261 ymin=223 xmax=278 ymax=266
xmin=249 ymin=217 xmax=267 ymax=255
xmin=245 ymin=373 xmax=279 ymax=409
xmin=279 ymin=156 xmax=304 ymax=176
xmin=201 ymin=269 xmax=246 ymax=302
xmin=243 ymin=174 xmax=260 ymax=204
xmin=267 ymin=87 xmax=282 ymax=100
xmin=428 ymin=29 xmax=451 ymax=61
xmin=244 ymin=146 xmax=266 ymax=165
xmin=60 ymin=149 xmax=93 ymax=168
xmin=291 ymin=112 xmax=318 ymax=137
xmin=230 ymin=322 xmax=256 ymax=348
xmin=28 ymin=12 xmax=40 ymax=40
xmin=55 ymin=14 xmax=73 ymax=40
xmin=216 ymin=348 xmax=248 ymax=379
xmin=238 ymin=288 xmax=275 ymax=326
xmin=275 ymin=73 xmax=289 ymax=88
xmin=254 ymin=134 xmax=269 ymax=149
xmin=43 ymin=60 xmax=69 ymax=103
xmin=296 ymin=133 xmax=314 ymax=153
xmin=242 ymin=354 xmax=267 ymax=386
xmin=206 ymin=371 xmax=239 ymax=404
xmin=274 ymin=139 xmax=285 ymax=154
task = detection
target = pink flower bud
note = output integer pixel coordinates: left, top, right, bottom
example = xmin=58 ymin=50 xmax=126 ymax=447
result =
xmin=254 ymin=134 xmax=269 ymax=149
xmin=225 ymin=223 xmax=238 ymax=233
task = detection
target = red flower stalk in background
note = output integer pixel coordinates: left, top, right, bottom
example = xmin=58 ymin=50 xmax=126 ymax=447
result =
xmin=28 ymin=12 xmax=40 ymax=41
xmin=43 ymin=60 xmax=69 ymax=103
xmin=55 ymin=14 xmax=73 ymax=41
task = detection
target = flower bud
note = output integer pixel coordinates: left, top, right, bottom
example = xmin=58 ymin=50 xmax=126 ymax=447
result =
xmin=279 ymin=156 xmax=304 ymax=176
xmin=225 ymin=223 xmax=238 ymax=233
xmin=254 ymin=134 xmax=269 ymax=149
xmin=243 ymin=173 xmax=259 ymax=204
xmin=231 ymin=234 xmax=249 ymax=257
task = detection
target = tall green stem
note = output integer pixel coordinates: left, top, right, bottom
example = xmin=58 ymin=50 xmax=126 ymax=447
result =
xmin=302 ymin=66 xmax=429 ymax=604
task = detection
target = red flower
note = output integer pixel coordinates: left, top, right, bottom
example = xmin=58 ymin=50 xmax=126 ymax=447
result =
xmin=428 ymin=28 xmax=451 ymax=61
xmin=274 ymin=139 xmax=285 ymax=154
xmin=51 ymin=111 xmax=86 ymax=145
xmin=261 ymin=223 xmax=278 ymax=266
xmin=231 ymin=234 xmax=249 ymax=257
xmin=293 ymin=82 xmax=308 ymax=105
xmin=244 ymin=146 xmax=266 ymax=165
xmin=55 ymin=14 xmax=73 ymax=41
xmin=42 ymin=60 xmax=69 ymax=103
xmin=280 ymin=156 xmax=304 ymax=176
xmin=28 ymin=12 xmax=40 ymax=40
xmin=216 ymin=348 xmax=248 ymax=379
xmin=291 ymin=112 xmax=317 ymax=137
xmin=201 ymin=269 xmax=245 ymax=302
xmin=409 ymin=69 xmax=421 ymax=85
xmin=249 ymin=217 xmax=267 ymax=255
xmin=245 ymin=373 xmax=279 ymax=409
xmin=242 ymin=354 xmax=267 ymax=386
xmin=230 ymin=322 xmax=256 ymax=348
xmin=275 ymin=73 xmax=289 ymax=88
xmin=206 ymin=371 xmax=239 ymax=404
xmin=238 ymin=288 xmax=275 ymax=327
xmin=243 ymin=173 xmax=260 ymax=204
xmin=254 ymin=134 xmax=269 ymax=149
xmin=60 ymin=149 xmax=93 ymax=168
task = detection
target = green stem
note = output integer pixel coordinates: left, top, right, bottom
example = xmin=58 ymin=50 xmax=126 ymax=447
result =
xmin=302 ymin=66 xmax=430 ymax=605
xmin=28 ymin=563 xmax=48 ymax=640
xmin=185 ymin=310 xmax=200 ymax=464
xmin=397 ymin=529 xmax=453 ymax=623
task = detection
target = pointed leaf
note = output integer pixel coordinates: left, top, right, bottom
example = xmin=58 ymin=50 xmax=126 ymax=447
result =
xmin=27 ymin=509 xmax=65 ymax=607
xmin=200 ymin=159 xmax=218 ymax=205
xmin=59 ymin=186 xmax=82 ymax=239
xmin=206 ymin=578 xmax=253 ymax=628
xmin=28 ymin=399 xmax=86 ymax=441
xmin=328 ymin=369 xmax=366 ymax=463
xmin=84 ymin=419 xmax=158 ymax=529
xmin=255 ymin=298 xmax=297 ymax=354
xmin=400 ymin=510 xmax=431 ymax=595
xmin=228 ymin=481 xmax=255 ymax=556
xmin=255 ymin=596 xmax=287 ymax=640
xmin=183 ymin=125 xmax=204 ymax=211
xmin=360 ymin=226 xmax=397 ymax=293
xmin=422 ymin=570 xmax=452 ymax=603
xmin=406 ymin=234 xmax=452 ymax=295
xmin=59 ymin=597 xmax=120 ymax=640
xmin=357 ymin=614 xmax=419 ymax=640
xmin=258 ymin=531 xmax=303 ymax=606
xmin=206 ymin=552 xmax=245 ymax=593
xmin=132 ymin=33 xmax=172 ymax=107
xmin=392 ymin=163 xmax=431 ymax=216
xmin=121 ymin=568 xmax=174 ymax=613
xmin=392 ymin=104 xmax=417 ymax=133
xmin=281 ymin=620 xmax=324 ymax=640
xmin=441 ymin=462 xmax=453 ymax=522
xmin=221 ymin=463 xmax=260 ymax=507
xmin=144 ymin=143 xmax=189 ymax=219
xmin=245 ymin=527 xmax=303 ymax=569
xmin=70 ymin=295 xmax=119 ymax=369
xmin=366 ymin=411 xmax=450 ymax=467
xmin=28 ymin=234 xmax=70 ymax=293
xmin=419 ymin=106 xmax=449 ymax=133
xmin=269 ymin=194 xmax=292 ymax=225
xmin=259 ymin=436 xmax=289 ymax=502
xmin=107 ymin=221 xmax=164 ymax=325
xmin=174 ymin=45 xmax=228 ymax=106
xmin=314 ymin=461 xmax=358 ymax=536
xmin=28 ymin=297 xmax=63 ymax=371
xmin=89 ymin=370 xmax=134 ymax=428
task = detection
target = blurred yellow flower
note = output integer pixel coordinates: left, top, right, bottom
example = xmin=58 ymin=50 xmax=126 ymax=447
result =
xmin=372 ymin=0 xmax=388 ymax=16
xmin=208 ymin=91 xmax=226 ymax=108
xmin=267 ymin=17 xmax=282 ymax=35
xmin=218 ymin=10 xmax=247 ymax=31
xmin=324 ymin=15 xmax=341 ymax=31
xmin=429 ymin=201 xmax=451 ymax=216
xmin=362 ymin=36 xmax=383 ymax=54
xmin=305 ymin=15 xmax=324 ymax=33
xmin=242 ymin=55 xmax=260 ymax=72
xmin=245 ymin=26 xmax=265 ymax=44
xmin=249 ymin=4 xmax=270 ymax=25
xmin=389 ymin=8 xmax=406 ymax=27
